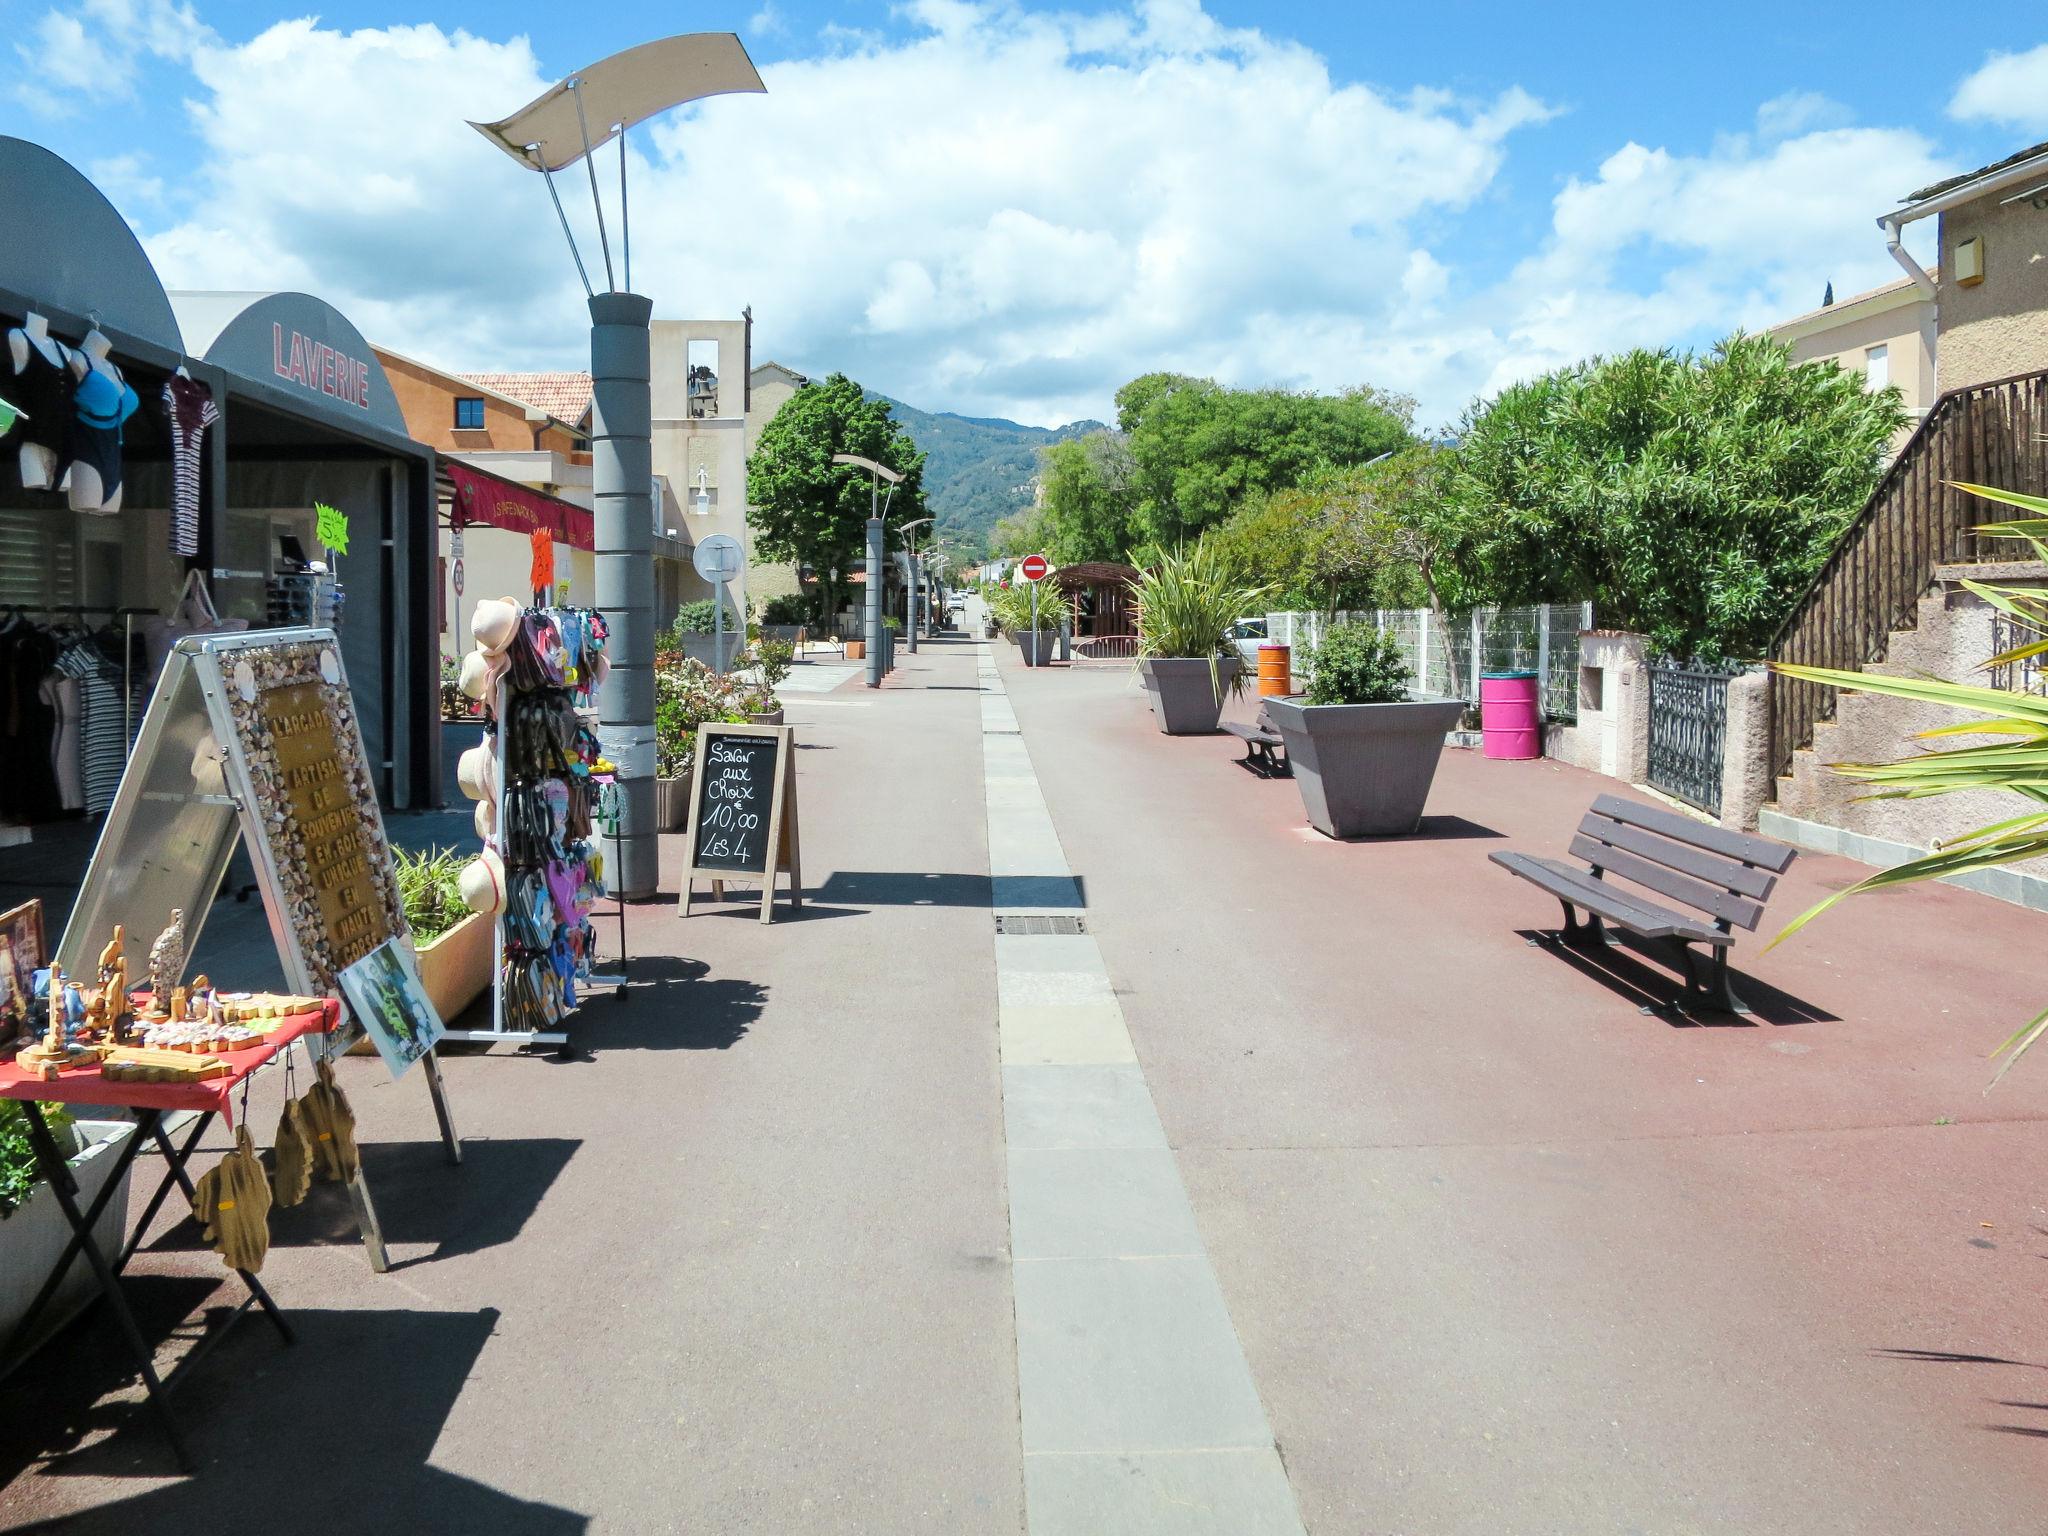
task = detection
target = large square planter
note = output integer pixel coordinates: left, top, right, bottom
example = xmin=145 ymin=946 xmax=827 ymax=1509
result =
xmin=1017 ymin=632 xmax=1057 ymax=666
xmin=678 ymin=633 xmax=739 ymax=670
xmin=656 ymin=765 xmax=696 ymax=831
xmin=1264 ymin=696 xmax=1465 ymax=837
xmin=1 ymin=1117 xmax=137 ymax=1369
xmin=1140 ymin=656 xmax=1242 ymax=735
xmin=416 ymin=910 xmax=494 ymax=1022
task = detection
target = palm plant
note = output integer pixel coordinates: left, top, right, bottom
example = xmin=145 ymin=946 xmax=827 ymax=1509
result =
xmin=1132 ymin=537 xmax=1271 ymax=700
xmin=1770 ymin=482 xmax=2048 ymax=1082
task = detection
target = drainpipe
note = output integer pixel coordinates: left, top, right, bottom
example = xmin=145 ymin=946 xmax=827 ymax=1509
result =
xmin=1879 ymin=214 xmax=1939 ymax=302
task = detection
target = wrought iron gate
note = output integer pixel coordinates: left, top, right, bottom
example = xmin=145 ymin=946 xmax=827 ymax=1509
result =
xmin=1647 ymin=666 xmax=1732 ymax=816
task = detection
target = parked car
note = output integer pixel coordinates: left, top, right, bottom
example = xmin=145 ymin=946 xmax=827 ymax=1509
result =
xmin=1226 ymin=618 xmax=1268 ymax=641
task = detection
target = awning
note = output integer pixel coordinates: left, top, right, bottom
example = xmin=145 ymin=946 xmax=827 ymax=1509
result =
xmin=444 ymin=458 xmax=593 ymax=551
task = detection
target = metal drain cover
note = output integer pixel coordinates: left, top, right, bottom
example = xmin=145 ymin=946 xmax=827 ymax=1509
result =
xmin=995 ymin=914 xmax=1087 ymax=935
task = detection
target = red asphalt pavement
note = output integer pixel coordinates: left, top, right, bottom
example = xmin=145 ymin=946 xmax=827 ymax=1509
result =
xmin=1001 ymin=654 xmax=2048 ymax=1534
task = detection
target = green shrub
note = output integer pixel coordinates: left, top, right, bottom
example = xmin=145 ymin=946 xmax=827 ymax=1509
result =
xmin=761 ymin=594 xmax=808 ymax=625
xmin=673 ymin=599 xmax=721 ymax=635
xmin=752 ymin=639 xmax=795 ymax=688
xmin=1305 ymin=622 xmax=1411 ymax=705
xmin=1 ymin=1101 xmax=75 ymax=1219
xmin=395 ymin=846 xmax=470 ymax=943
xmin=988 ymin=581 xmax=1059 ymax=633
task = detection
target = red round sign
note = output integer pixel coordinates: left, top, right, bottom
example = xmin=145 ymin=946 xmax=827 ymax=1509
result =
xmin=1020 ymin=554 xmax=1049 ymax=581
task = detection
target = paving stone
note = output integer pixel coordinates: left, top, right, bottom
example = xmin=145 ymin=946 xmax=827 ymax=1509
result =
xmin=1024 ymin=1448 xmax=1304 ymax=1536
xmin=1008 ymin=1147 xmax=1203 ymax=1260
xmin=1003 ymin=1065 xmax=1168 ymax=1150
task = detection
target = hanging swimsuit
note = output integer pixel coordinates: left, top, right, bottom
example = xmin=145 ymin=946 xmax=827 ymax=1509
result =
xmin=68 ymin=362 xmax=139 ymax=509
xmin=4 ymin=334 xmax=74 ymax=467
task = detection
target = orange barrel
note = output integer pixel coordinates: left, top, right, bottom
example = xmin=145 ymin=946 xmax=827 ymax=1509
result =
xmin=1257 ymin=643 xmax=1292 ymax=697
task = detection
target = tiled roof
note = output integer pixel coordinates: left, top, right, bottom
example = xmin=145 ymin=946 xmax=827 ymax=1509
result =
xmin=1770 ymin=269 xmax=1935 ymax=332
xmin=457 ymin=371 xmax=592 ymax=424
xmin=1906 ymin=140 xmax=2048 ymax=204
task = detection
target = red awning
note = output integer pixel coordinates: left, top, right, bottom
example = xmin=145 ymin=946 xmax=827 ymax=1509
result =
xmin=444 ymin=459 xmax=593 ymax=551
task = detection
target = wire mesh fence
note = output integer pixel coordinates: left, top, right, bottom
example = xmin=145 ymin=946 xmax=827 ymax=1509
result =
xmin=1266 ymin=603 xmax=1593 ymax=722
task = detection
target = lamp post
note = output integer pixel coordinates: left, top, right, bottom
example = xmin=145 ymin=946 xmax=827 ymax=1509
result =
xmin=897 ymin=516 xmax=931 ymax=654
xmin=471 ymin=33 xmax=764 ymax=899
xmin=831 ymin=453 xmax=902 ymax=688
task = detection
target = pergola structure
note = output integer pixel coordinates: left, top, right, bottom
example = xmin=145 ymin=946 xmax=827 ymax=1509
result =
xmin=1050 ymin=561 xmax=1142 ymax=654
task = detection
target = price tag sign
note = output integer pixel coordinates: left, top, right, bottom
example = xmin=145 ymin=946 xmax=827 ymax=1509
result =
xmin=530 ymin=529 xmax=555 ymax=594
xmin=315 ymin=502 xmax=350 ymax=557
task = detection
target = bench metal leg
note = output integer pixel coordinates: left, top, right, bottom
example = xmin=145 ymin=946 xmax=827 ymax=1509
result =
xmin=1705 ymin=947 xmax=1752 ymax=1015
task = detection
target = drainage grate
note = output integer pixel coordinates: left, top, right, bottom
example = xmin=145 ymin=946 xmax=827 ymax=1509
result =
xmin=994 ymin=914 xmax=1087 ymax=935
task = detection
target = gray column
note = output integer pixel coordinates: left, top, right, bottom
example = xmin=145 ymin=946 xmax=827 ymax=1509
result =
xmin=590 ymin=292 xmax=658 ymax=899
xmin=907 ymin=553 xmax=920 ymax=654
xmin=865 ymin=515 xmax=884 ymax=688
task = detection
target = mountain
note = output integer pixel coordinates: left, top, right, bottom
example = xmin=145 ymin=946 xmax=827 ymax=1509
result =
xmin=872 ymin=393 xmax=1103 ymax=556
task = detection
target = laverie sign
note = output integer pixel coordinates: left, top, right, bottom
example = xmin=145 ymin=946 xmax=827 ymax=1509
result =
xmin=274 ymin=322 xmax=370 ymax=411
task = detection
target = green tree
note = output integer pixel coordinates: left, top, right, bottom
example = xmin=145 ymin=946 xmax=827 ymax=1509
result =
xmin=746 ymin=373 xmax=927 ymax=620
xmin=1115 ymin=373 xmax=1414 ymax=547
xmin=1037 ymin=430 xmax=1139 ymax=564
xmin=1442 ymin=334 xmax=1904 ymax=661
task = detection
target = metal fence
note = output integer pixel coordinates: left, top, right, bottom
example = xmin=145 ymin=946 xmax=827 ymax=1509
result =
xmin=1267 ymin=603 xmax=1592 ymax=722
xmin=1646 ymin=665 xmax=1734 ymax=816
xmin=1990 ymin=610 xmax=2047 ymax=696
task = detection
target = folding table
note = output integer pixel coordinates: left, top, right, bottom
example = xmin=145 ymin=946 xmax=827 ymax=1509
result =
xmin=0 ymin=1000 xmax=339 ymax=1470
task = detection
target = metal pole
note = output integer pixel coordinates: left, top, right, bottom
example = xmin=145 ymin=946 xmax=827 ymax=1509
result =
xmin=1030 ymin=576 xmax=1038 ymax=660
xmin=865 ymin=472 xmax=883 ymax=689
xmin=714 ymin=578 xmax=726 ymax=675
xmin=538 ymin=160 xmax=594 ymax=298
xmin=568 ymin=80 xmax=617 ymax=293
xmin=590 ymin=292 xmax=657 ymax=897
xmin=907 ymin=548 xmax=920 ymax=654
xmin=618 ymin=123 xmax=631 ymax=294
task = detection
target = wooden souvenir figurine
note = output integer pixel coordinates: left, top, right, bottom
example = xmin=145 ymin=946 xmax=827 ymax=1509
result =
xmin=148 ymin=909 xmax=186 ymax=1006
xmin=189 ymin=1126 xmax=273 ymax=1273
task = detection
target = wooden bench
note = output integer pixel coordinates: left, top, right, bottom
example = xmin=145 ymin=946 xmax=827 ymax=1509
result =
xmin=1223 ymin=712 xmax=1288 ymax=776
xmin=1489 ymin=793 xmax=1797 ymax=1013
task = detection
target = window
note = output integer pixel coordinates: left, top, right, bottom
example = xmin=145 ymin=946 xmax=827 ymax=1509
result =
xmin=454 ymin=396 xmax=486 ymax=430
xmin=1864 ymin=344 xmax=1889 ymax=391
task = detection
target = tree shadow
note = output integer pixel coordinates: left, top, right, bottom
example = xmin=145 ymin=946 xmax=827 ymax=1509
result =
xmin=1512 ymin=928 xmax=1838 ymax=1026
xmin=1875 ymin=1350 xmax=2048 ymax=1443
xmin=0 ymin=1300 xmax=585 ymax=1532
xmin=558 ymin=954 xmax=764 ymax=1055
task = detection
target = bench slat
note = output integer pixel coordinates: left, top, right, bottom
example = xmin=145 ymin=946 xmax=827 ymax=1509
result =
xmin=1568 ymin=833 xmax=1764 ymax=931
xmin=1575 ymin=811 xmax=1781 ymax=899
xmin=1589 ymin=794 xmax=1798 ymax=873
xmin=1489 ymin=851 xmax=1728 ymax=943
xmin=1223 ymin=722 xmax=1283 ymax=746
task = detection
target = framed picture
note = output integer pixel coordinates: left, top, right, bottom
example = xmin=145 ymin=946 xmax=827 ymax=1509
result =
xmin=0 ymin=900 xmax=45 ymax=1045
xmin=338 ymin=939 xmax=445 ymax=1081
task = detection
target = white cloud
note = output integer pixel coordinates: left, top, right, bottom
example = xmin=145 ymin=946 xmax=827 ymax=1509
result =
xmin=1950 ymin=44 xmax=2048 ymax=134
xmin=12 ymin=0 xmax=209 ymax=114
xmin=1755 ymin=91 xmax=1851 ymax=141
xmin=30 ymin=0 xmax=1970 ymax=434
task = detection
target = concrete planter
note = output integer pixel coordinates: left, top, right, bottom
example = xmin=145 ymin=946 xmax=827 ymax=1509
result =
xmin=1017 ymin=632 xmax=1058 ymax=667
xmin=1140 ymin=656 xmax=1242 ymax=735
xmin=655 ymin=765 xmax=695 ymax=831
xmin=1 ymin=1117 xmax=137 ymax=1369
xmin=1264 ymin=696 xmax=1464 ymax=837
xmin=759 ymin=625 xmax=802 ymax=646
xmin=678 ymin=633 xmax=738 ymax=671
xmin=416 ymin=911 xmax=493 ymax=1022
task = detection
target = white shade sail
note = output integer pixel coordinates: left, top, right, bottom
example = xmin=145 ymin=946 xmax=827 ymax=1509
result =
xmin=470 ymin=33 xmax=765 ymax=173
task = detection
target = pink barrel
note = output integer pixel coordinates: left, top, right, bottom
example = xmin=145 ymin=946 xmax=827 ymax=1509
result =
xmin=1479 ymin=671 xmax=1542 ymax=760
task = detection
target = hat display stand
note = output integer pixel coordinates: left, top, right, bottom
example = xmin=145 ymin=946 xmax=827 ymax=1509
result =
xmin=442 ymin=602 xmax=625 ymax=1052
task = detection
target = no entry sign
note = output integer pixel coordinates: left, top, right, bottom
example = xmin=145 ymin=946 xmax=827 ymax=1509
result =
xmin=1020 ymin=554 xmax=1049 ymax=582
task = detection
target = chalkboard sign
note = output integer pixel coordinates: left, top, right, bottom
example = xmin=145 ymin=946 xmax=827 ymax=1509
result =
xmin=677 ymin=723 xmax=803 ymax=923
xmin=692 ymin=733 xmax=780 ymax=873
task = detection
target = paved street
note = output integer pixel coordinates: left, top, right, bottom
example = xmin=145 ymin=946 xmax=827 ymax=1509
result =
xmin=5 ymin=628 xmax=2048 ymax=1533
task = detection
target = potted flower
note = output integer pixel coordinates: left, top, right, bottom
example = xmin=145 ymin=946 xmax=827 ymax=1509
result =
xmin=2 ymin=1102 xmax=137 ymax=1364
xmin=1134 ymin=539 xmax=1269 ymax=733
xmin=1263 ymin=621 xmax=1463 ymax=838
xmin=398 ymin=847 xmax=493 ymax=1019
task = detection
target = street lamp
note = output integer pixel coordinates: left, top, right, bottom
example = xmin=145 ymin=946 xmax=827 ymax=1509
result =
xmin=831 ymin=452 xmax=902 ymax=688
xmin=896 ymin=516 xmax=931 ymax=654
xmin=470 ymin=33 xmax=764 ymax=900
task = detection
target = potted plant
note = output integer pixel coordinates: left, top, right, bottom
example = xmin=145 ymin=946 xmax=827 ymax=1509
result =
xmin=1263 ymin=621 xmax=1464 ymax=838
xmin=758 ymin=593 xmax=807 ymax=646
xmin=1134 ymin=539 xmax=1269 ymax=733
xmin=672 ymin=598 xmax=740 ymax=671
xmin=988 ymin=583 xmax=1060 ymax=665
xmin=2 ymin=1102 xmax=137 ymax=1365
xmin=397 ymin=847 xmax=493 ymax=1020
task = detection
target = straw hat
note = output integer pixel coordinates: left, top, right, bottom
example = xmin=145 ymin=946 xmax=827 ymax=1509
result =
xmin=473 ymin=798 xmax=496 ymax=840
xmin=456 ymin=741 xmax=498 ymax=802
xmin=459 ymin=648 xmax=504 ymax=702
xmin=460 ymin=848 xmax=506 ymax=915
xmin=471 ymin=596 xmax=522 ymax=655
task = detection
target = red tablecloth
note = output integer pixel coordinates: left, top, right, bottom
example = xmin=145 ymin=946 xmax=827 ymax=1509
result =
xmin=0 ymin=1000 xmax=340 ymax=1126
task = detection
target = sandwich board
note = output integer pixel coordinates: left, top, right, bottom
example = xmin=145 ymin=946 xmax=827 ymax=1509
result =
xmin=676 ymin=722 xmax=802 ymax=923
xmin=55 ymin=628 xmax=461 ymax=1271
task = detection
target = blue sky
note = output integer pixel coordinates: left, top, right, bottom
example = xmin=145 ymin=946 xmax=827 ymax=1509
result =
xmin=4 ymin=0 xmax=2044 ymax=426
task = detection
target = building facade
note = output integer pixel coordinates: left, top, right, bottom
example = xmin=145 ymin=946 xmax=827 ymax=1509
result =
xmin=1767 ymin=274 xmax=1937 ymax=455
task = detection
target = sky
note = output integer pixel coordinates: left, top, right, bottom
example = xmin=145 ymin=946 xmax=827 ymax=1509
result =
xmin=3 ymin=0 xmax=2045 ymax=429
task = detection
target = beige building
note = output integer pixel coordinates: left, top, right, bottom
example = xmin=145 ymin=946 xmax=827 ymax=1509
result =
xmin=744 ymin=360 xmax=810 ymax=601
xmin=1881 ymin=139 xmax=2048 ymax=393
xmin=1767 ymin=273 xmax=1937 ymax=454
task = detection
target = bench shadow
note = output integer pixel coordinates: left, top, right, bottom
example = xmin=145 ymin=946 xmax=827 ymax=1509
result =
xmin=1512 ymin=928 xmax=1838 ymax=1026
xmin=0 ymin=1300 xmax=586 ymax=1531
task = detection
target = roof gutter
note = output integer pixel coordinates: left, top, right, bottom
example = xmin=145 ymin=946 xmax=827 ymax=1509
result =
xmin=1879 ymin=144 xmax=2048 ymax=303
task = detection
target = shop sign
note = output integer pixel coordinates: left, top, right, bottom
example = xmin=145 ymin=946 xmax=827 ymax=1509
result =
xmin=274 ymin=323 xmax=370 ymax=410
